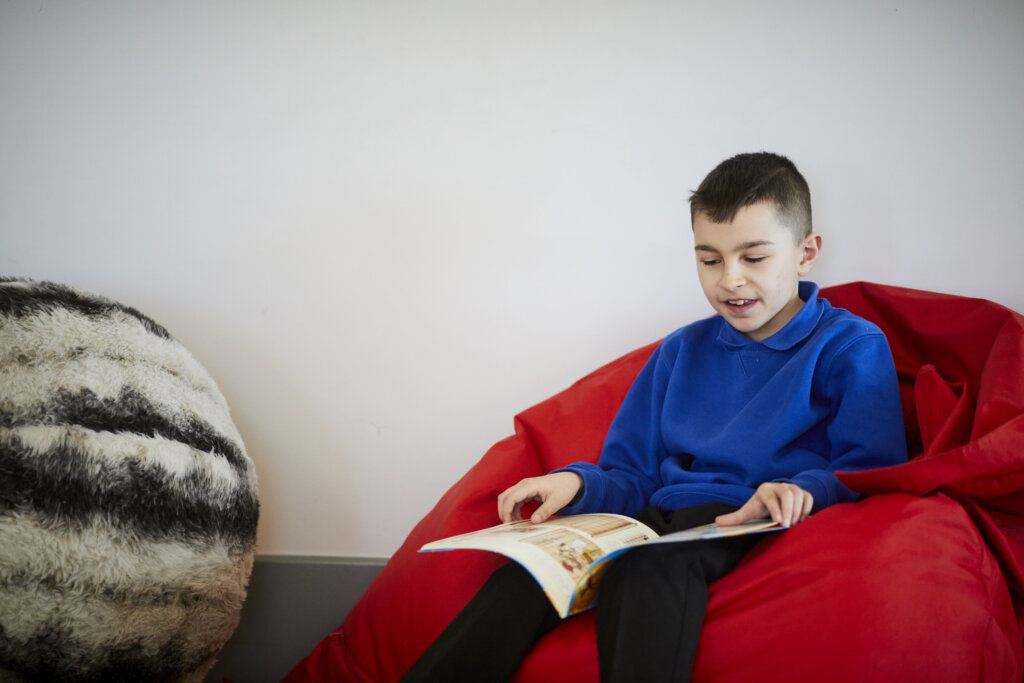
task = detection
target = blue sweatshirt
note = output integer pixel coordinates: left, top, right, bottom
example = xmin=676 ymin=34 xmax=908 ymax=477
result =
xmin=558 ymin=282 xmax=907 ymax=517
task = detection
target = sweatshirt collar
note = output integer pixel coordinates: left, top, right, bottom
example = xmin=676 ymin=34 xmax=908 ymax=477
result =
xmin=717 ymin=281 xmax=826 ymax=351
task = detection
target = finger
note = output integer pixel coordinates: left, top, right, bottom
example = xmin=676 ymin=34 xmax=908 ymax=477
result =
xmin=782 ymin=488 xmax=808 ymax=526
xmin=715 ymin=509 xmax=747 ymax=526
xmin=797 ymin=490 xmax=814 ymax=524
xmin=506 ymin=492 xmax=537 ymax=523
xmin=497 ymin=492 xmax=509 ymax=522
xmin=498 ymin=481 xmax=532 ymax=522
xmin=760 ymin=489 xmax=784 ymax=526
xmin=778 ymin=487 xmax=796 ymax=527
xmin=530 ymin=485 xmax=572 ymax=524
xmin=497 ymin=488 xmax=515 ymax=522
xmin=531 ymin=501 xmax=558 ymax=524
xmin=715 ymin=511 xmax=735 ymax=526
xmin=716 ymin=497 xmax=763 ymax=526
xmin=511 ymin=501 xmax=527 ymax=523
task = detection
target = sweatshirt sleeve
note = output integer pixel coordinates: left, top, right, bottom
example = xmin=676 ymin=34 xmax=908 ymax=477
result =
xmin=778 ymin=332 xmax=908 ymax=509
xmin=555 ymin=340 xmax=674 ymax=517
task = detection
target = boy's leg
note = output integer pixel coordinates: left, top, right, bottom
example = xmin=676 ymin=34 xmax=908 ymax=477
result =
xmin=596 ymin=503 xmax=763 ymax=683
xmin=400 ymin=562 xmax=561 ymax=683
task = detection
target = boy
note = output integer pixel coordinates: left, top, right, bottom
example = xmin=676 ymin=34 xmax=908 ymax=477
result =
xmin=403 ymin=152 xmax=907 ymax=682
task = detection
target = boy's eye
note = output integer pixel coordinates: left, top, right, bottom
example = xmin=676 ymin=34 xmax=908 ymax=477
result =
xmin=699 ymin=259 xmax=721 ymax=267
xmin=745 ymin=256 xmax=768 ymax=264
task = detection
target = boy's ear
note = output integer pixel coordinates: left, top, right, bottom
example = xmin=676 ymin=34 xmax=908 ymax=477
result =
xmin=797 ymin=232 xmax=822 ymax=276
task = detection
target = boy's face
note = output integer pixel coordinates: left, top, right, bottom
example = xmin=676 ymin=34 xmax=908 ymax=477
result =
xmin=692 ymin=202 xmax=821 ymax=342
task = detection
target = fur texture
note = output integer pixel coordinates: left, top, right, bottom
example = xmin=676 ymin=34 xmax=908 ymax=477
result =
xmin=0 ymin=278 xmax=258 ymax=682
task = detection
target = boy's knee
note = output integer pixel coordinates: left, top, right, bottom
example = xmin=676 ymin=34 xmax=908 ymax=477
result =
xmin=604 ymin=544 xmax=701 ymax=588
xmin=486 ymin=561 xmax=545 ymax=600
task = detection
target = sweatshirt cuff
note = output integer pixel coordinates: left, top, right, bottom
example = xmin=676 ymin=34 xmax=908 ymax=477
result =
xmin=782 ymin=470 xmax=858 ymax=511
xmin=553 ymin=462 xmax=605 ymax=515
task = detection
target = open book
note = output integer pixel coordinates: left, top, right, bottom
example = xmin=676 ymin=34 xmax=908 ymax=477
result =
xmin=420 ymin=513 xmax=782 ymax=618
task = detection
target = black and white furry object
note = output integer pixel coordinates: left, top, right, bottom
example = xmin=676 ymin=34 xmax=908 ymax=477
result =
xmin=0 ymin=278 xmax=259 ymax=682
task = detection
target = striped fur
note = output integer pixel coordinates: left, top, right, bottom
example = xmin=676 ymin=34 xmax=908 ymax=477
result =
xmin=0 ymin=278 xmax=258 ymax=682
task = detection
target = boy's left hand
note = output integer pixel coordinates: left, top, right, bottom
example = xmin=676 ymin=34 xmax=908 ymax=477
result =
xmin=715 ymin=482 xmax=813 ymax=528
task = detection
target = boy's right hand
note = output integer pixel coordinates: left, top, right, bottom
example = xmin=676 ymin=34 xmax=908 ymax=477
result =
xmin=497 ymin=471 xmax=583 ymax=524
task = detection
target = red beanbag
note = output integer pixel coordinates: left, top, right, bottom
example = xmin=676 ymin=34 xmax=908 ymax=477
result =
xmin=285 ymin=282 xmax=1024 ymax=682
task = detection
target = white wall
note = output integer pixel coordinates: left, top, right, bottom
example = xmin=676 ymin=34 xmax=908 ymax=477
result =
xmin=2 ymin=1 xmax=1022 ymax=558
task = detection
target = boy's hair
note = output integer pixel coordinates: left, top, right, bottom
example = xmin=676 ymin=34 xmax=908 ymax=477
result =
xmin=689 ymin=152 xmax=812 ymax=241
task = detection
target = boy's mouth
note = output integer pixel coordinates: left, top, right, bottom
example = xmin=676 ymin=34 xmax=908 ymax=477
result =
xmin=724 ymin=299 xmax=757 ymax=312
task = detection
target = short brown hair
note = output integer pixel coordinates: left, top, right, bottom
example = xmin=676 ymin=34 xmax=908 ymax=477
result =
xmin=689 ymin=152 xmax=812 ymax=241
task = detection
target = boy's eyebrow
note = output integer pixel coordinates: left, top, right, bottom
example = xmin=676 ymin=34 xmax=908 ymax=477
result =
xmin=694 ymin=240 xmax=775 ymax=253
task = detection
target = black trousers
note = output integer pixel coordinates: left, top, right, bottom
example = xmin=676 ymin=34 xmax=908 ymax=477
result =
xmin=401 ymin=503 xmax=763 ymax=683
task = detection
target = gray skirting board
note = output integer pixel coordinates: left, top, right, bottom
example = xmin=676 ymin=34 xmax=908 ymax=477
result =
xmin=205 ymin=555 xmax=387 ymax=683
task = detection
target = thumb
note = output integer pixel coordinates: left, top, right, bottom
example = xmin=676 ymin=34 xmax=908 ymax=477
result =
xmin=531 ymin=500 xmax=561 ymax=524
xmin=715 ymin=510 xmax=742 ymax=527
xmin=716 ymin=505 xmax=755 ymax=527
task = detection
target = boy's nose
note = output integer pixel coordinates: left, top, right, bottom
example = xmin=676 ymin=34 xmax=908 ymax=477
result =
xmin=720 ymin=265 xmax=746 ymax=290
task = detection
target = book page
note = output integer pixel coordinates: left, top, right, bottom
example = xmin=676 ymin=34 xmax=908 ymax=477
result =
xmin=420 ymin=513 xmax=658 ymax=616
xmin=566 ymin=518 xmax=784 ymax=613
xmin=647 ymin=519 xmax=782 ymax=544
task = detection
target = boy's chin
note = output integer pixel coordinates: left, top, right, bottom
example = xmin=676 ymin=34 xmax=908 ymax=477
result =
xmin=721 ymin=312 xmax=773 ymax=341
xmin=717 ymin=305 xmax=761 ymax=328
xmin=732 ymin=323 xmax=765 ymax=340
